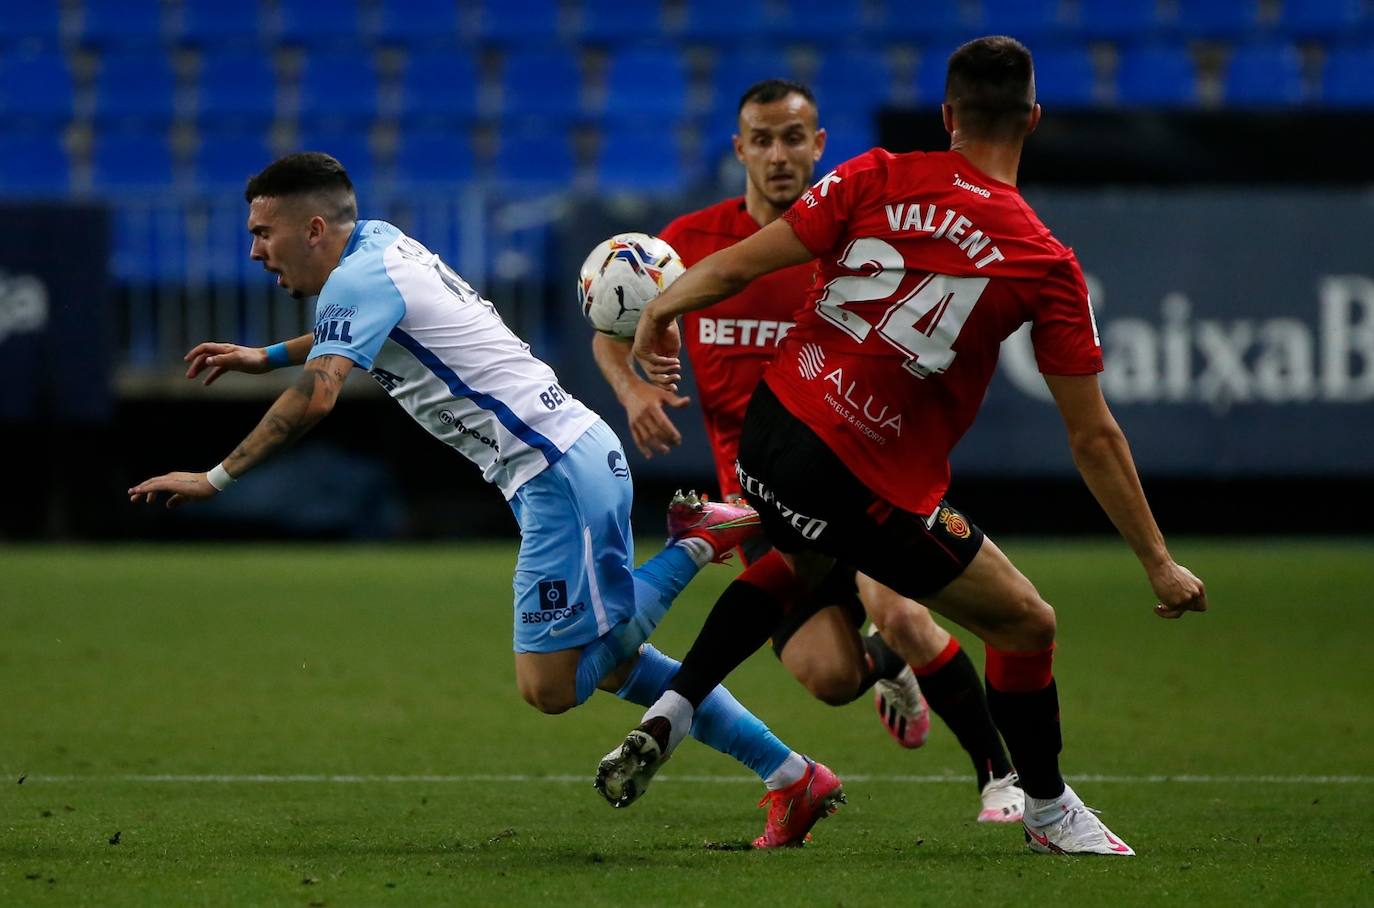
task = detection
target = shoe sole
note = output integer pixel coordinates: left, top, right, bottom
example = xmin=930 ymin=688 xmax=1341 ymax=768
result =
xmin=594 ymin=729 xmax=663 ymax=809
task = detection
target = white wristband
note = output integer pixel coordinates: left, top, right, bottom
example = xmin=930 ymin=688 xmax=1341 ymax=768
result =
xmin=206 ymin=462 xmax=236 ymax=491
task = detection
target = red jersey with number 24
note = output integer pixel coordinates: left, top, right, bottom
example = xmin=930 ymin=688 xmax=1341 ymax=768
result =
xmin=772 ymin=148 xmax=1103 ymax=516
xmin=660 ymin=198 xmax=816 ymax=497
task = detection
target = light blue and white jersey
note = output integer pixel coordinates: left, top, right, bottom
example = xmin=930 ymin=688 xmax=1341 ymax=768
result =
xmin=308 ymin=220 xmax=599 ymax=498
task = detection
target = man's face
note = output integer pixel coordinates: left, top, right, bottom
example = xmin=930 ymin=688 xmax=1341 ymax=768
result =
xmin=247 ymin=196 xmax=322 ymax=300
xmin=734 ymin=93 xmax=826 ymax=211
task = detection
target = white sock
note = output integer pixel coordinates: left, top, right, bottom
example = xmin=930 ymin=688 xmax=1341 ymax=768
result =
xmin=643 ymin=690 xmax=694 ymax=754
xmin=674 ymin=536 xmax=715 ymax=568
xmin=764 ymin=751 xmax=808 ymax=791
xmin=1024 ymin=783 xmax=1080 ymax=827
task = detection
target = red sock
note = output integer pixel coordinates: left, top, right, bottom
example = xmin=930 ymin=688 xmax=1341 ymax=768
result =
xmin=984 ymin=643 xmax=1056 ymax=692
xmin=912 ymin=636 xmax=962 ymax=677
xmin=737 ymin=549 xmax=807 ymax=612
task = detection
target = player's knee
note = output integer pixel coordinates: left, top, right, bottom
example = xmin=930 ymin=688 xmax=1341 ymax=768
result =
xmin=1012 ymin=596 xmax=1056 ymax=651
xmin=518 ymin=680 xmax=577 ymax=715
xmin=791 ymin=657 xmax=863 ymax=706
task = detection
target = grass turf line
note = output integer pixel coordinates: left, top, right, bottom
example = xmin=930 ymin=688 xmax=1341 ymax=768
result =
xmin=2 ymin=540 xmax=1371 ymax=905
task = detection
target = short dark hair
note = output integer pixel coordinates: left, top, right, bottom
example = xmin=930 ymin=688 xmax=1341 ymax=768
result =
xmin=944 ymin=36 xmax=1036 ymax=140
xmin=737 ymin=78 xmax=817 ymax=114
xmin=244 ymin=152 xmax=357 ymax=222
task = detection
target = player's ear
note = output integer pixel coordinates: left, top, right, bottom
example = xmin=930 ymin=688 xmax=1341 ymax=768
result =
xmin=1027 ymin=103 xmax=1042 ymax=136
xmin=941 ymin=103 xmax=954 ymax=135
xmin=732 ymin=132 xmax=745 ymax=163
xmin=812 ymin=127 xmax=826 ymax=163
xmin=306 ymin=215 xmax=327 ymax=246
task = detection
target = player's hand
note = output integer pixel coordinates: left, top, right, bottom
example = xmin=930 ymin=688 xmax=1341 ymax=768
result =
xmin=623 ymin=381 xmax=690 ymax=457
xmin=127 ymin=471 xmax=218 ymax=509
xmin=633 ymin=311 xmax=682 ymax=391
xmin=1148 ymin=561 xmax=1207 ymax=619
xmin=184 ymin=341 xmax=270 ymax=386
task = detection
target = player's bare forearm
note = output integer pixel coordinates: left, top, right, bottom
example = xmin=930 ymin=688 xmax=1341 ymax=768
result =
xmin=1045 ymin=373 xmax=1171 ymax=568
xmin=642 ymin=218 xmax=812 ymax=326
xmin=281 ymin=333 xmax=315 ymax=366
xmin=591 ymin=332 xmax=640 ymax=403
xmin=221 ymin=354 xmax=352 ymax=478
xmin=1068 ymin=426 xmax=1169 ymax=568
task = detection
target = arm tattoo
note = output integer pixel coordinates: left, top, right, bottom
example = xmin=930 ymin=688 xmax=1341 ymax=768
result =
xmin=223 ymin=354 xmax=352 ymax=473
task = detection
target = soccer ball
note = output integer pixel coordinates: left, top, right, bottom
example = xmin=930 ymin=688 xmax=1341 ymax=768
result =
xmin=577 ymin=233 xmax=685 ymax=338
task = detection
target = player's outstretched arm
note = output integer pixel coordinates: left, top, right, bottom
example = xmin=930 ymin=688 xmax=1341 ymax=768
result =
xmin=1044 ymin=373 xmax=1208 ymax=620
xmin=591 ymin=332 xmax=690 ymax=457
xmin=129 ymin=353 xmax=354 ymax=508
xmin=634 ymin=219 xmax=811 ymax=390
xmin=184 ymin=334 xmax=314 ymax=386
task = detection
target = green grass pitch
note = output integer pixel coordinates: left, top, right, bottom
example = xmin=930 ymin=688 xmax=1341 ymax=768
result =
xmin=3 ymin=540 xmax=1372 ymax=906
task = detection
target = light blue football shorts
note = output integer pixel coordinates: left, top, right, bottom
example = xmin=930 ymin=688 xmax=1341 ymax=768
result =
xmin=509 ymin=419 xmax=637 ymax=653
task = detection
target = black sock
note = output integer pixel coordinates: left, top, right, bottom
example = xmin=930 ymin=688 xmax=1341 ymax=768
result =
xmin=918 ymin=649 xmax=1015 ymax=790
xmin=984 ymin=678 xmax=1064 ymax=800
xmin=669 ymin=578 xmax=786 ymax=708
xmin=859 ymin=632 xmax=907 ymax=694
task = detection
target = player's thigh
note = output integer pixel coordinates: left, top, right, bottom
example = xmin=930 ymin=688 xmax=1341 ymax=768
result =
xmin=856 ymin=573 xmax=951 ymax=666
xmin=514 ymin=647 xmax=638 ymax=715
xmin=508 ymin=420 xmax=637 ymax=656
xmin=917 ymin=536 xmax=1055 ymax=652
xmin=778 ymin=605 xmax=867 ymax=705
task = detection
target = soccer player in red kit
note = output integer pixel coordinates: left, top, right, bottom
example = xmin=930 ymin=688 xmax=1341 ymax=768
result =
xmin=604 ymin=37 xmax=1208 ymax=856
xmin=593 ymin=80 xmax=1025 ymax=838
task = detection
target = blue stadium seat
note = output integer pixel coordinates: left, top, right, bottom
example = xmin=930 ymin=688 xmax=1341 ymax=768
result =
xmin=816 ymin=114 xmax=878 ymax=170
xmin=197 ymin=52 xmax=277 ymax=125
xmin=395 ymin=128 xmax=477 ymax=184
xmin=878 ymin=0 xmax=974 ymax=42
xmin=93 ymin=52 xmax=177 ymax=124
xmin=974 ymin=0 xmax=1066 ymax=40
xmin=710 ymin=49 xmax=799 ymax=125
xmin=1032 ymin=46 xmax=1098 ymax=107
xmin=475 ymin=0 xmax=562 ymax=45
xmin=771 ymin=0 xmax=866 ymax=41
xmin=579 ymin=0 xmax=665 ymax=44
xmin=1076 ymin=0 xmax=1163 ymax=41
xmin=376 ymin=0 xmax=462 ymax=45
xmin=1278 ymin=0 xmax=1366 ymax=39
xmin=399 ymin=51 xmax=481 ymax=121
xmin=0 ymin=3 xmax=62 ymax=48
xmin=500 ymin=49 xmax=583 ymax=121
xmin=493 ymin=126 xmax=574 ymax=186
xmin=92 ymin=132 xmax=176 ymax=190
xmin=1223 ymin=44 xmax=1305 ymax=106
xmin=111 ymin=205 xmax=187 ymax=283
xmin=1173 ymin=0 xmax=1261 ymax=39
xmin=178 ymin=0 xmax=264 ymax=45
xmin=813 ymin=50 xmax=895 ymax=122
xmin=296 ymin=128 xmax=375 ymax=187
xmin=680 ymin=0 xmax=769 ymax=43
xmin=0 ymin=133 xmax=70 ymax=194
xmin=0 ymin=52 xmax=74 ymax=122
xmin=1319 ymin=47 xmax=1374 ymax=106
xmin=595 ymin=128 xmax=687 ymax=193
xmin=915 ymin=48 xmax=950 ymax=105
xmin=195 ymin=131 xmax=274 ymax=190
xmin=80 ymin=0 xmax=165 ymax=46
xmin=276 ymin=0 xmax=364 ymax=47
xmin=603 ymin=47 xmax=688 ymax=120
xmin=1115 ymin=47 xmax=1198 ymax=106
xmin=297 ymin=50 xmax=380 ymax=124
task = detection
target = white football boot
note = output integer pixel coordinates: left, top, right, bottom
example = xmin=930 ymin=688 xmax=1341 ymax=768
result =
xmin=1023 ymin=785 xmax=1135 ymax=855
xmin=977 ymin=772 xmax=1026 ymax=823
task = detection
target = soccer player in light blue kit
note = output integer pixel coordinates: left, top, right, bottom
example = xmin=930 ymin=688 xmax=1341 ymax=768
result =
xmin=129 ymin=153 xmax=837 ymax=845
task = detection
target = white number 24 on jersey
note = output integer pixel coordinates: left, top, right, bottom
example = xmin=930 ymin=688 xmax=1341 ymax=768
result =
xmin=815 ymin=236 xmax=988 ymax=378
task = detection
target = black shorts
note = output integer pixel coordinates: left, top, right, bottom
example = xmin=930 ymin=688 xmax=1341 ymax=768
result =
xmin=736 ymin=382 xmax=985 ymax=602
xmin=768 ymin=562 xmax=865 ymax=658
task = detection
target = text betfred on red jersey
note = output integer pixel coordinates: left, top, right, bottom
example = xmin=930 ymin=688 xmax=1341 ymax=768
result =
xmin=770 ymin=149 xmax=1103 ymax=515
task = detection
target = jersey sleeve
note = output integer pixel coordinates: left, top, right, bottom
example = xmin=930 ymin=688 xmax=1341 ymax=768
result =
xmin=1030 ymin=254 xmax=1104 ymax=375
xmin=307 ymin=262 xmax=406 ymax=371
xmin=782 ymin=149 xmax=885 ymax=257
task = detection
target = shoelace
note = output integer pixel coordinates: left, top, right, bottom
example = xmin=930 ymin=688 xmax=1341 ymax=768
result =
xmin=880 ymin=674 xmax=922 ymax=715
